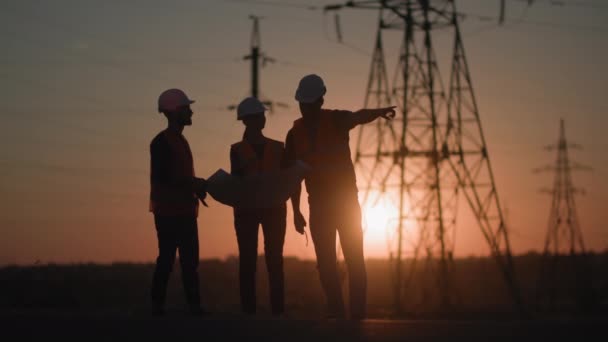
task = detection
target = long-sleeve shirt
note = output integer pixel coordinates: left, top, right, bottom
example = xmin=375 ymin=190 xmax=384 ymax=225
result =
xmin=283 ymin=109 xmax=358 ymax=201
xmin=149 ymin=129 xmax=198 ymax=217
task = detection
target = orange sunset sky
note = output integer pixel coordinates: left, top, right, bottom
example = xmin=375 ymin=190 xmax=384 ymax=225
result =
xmin=1 ymin=0 xmax=607 ymax=265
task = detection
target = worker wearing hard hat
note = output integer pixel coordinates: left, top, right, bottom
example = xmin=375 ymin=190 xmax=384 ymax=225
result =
xmin=229 ymin=97 xmax=293 ymax=316
xmin=149 ymin=88 xmax=208 ymax=316
xmin=285 ymin=74 xmax=396 ymax=320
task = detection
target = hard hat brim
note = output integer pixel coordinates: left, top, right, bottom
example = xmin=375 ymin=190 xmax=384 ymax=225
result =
xmin=158 ymin=100 xmax=195 ymax=113
xmin=237 ymin=110 xmax=266 ymax=120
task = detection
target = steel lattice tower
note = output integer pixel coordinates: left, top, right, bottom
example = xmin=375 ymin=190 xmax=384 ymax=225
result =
xmin=535 ymin=119 xmax=594 ymax=312
xmin=328 ymin=0 xmax=523 ymax=314
xmin=355 ymin=13 xmax=394 ymax=209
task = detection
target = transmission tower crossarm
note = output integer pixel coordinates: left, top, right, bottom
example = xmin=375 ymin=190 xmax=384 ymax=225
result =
xmin=544 ymin=143 xmax=583 ymax=151
xmin=570 ymin=162 xmax=592 ymax=171
xmin=324 ymin=1 xmax=386 ymax=12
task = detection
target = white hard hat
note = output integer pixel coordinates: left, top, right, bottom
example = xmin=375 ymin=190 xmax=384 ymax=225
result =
xmin=158 ymin=88 xmax=195 ymax=113
xmin=295 ymin=74 xmax=326 ymax=103
xmin=237 ymin=97 xmax=267 ymax=120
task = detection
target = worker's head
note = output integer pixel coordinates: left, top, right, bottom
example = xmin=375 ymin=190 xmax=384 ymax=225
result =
xmin=157 ymin=88 xmax=195 ymax=126
xmin=299 ymin=96 xmax=324 ymax=119
xmin=237 ymin=97 xmax=267 ymax=130
xmin=242 ymin=113 xmax=266 ymax=131
xmin=295 ymin=74 xmax=326 ymax=117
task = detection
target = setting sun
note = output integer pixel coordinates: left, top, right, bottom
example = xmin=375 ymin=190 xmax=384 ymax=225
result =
xmin=359 ymin=191 xmax=425 ymax=258
xmin=362 ymin=195 xmax=400 ymax=251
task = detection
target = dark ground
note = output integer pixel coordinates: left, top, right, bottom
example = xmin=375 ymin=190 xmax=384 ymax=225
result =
xmin=1 ymin=254 xmax=607 ymax=340
xmin=2 ymin=309 xmax=607 ymax=342
xmin=2 ymin=254 xmax=607 ymax=317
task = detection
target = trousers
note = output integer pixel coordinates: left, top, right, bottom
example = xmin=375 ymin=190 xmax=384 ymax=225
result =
xmin=309 ymin=193 xmax=367 ymax=318
xmin=151 ymin=215 xmax=201 ymax=310
xmin=234 ymin=205 xmax=287 ymax=314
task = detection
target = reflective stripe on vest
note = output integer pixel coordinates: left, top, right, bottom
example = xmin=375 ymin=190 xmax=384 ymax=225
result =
xmin=149 ymin=130 xmax=199 ymax=217
xmin=232 ymin=138 xmax=283 ymax=176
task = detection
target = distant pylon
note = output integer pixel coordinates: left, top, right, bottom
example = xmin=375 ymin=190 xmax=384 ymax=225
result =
xmin=535 ymin=119 xmax=595 ymax=313
xmin=244 ymin=15 xmax=273 ymax=100
xmin=228 ymin=15 xmax=287 ymax=113
xmin=327 ymin=0 xmax=524 ymax=315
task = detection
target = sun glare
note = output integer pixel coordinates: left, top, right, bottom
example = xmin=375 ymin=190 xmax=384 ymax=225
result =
xmin=362 ymin=198 xmax=400 ymax=246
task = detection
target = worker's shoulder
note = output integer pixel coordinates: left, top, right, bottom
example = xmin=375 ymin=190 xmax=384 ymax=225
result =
xmin=230 ymin=141 xmax=242 ymax=150
xmin=323 ymin=108 xmax=353 ymax=116
xmin=265 ymin=137 xmax=284 ymax=148
xmin=286 ymin=122 xmax=298 ymax=137
xmin=150 ymin=130 xmax=169 ymax=149
xmin=323 ymin=109 xmax=354 ymax=129
xmin=290 ymin=117 xmax=304 ymax=127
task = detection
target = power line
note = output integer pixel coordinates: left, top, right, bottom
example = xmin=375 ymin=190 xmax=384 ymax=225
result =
xmin=225 ymin=0 xmax=320 ymax=10
xmin=228 ymin=0 xmax=608 ymax=27
xmin=0 ymin=30 xmax=229 ymax=99
xmin=0 ymin=5 xmax=236 ymax=96
xmin=459 ymin=13 xmax=607 ymax=34
xmin=509 ymin=0 xmax=608 ymax=10
xmin=463 ymin=23 xmax=501 ymax=37
xmin=321 ymin=12 xmax=371 ymax=56
xmin=0 ymin=72 xmax=144 ymax=116
xmin=0 ymin=16 xmax=237 ymax=141
xmin=511 ymin=18 xmax=608 ymax=33
xmin=0 ymin=158 xmax=146 ymax=176
xmin=0 ymin=71 xmax=224 ymax=149
xmin=1 ymin=2 xmax=243 ymax=64
xmin=274 ymin=59 xmax=322 ymax=70
xmin=3 ymin=109 xmax=154 ymax=150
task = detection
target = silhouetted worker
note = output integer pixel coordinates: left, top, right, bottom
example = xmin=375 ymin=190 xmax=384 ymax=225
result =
xmin=230 ymin=97 xmax=295 ymax=316
xmin=149 ymin=88 xmax=208 ymax=316
xmin=285 ymin=74 xmax=395 ymax=320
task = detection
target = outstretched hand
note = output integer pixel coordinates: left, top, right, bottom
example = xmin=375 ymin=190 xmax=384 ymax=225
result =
xmin=379 ymin=106 xmax=397 ymax=120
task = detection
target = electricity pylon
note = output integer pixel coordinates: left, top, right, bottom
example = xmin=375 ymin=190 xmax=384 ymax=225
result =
xmin=228 ymin=15 xmax=286 ymax=113
xmin=535 ymin=119 xmax=595 ymax=313
xmin=355 ymin=13 xmax=394 ymax=212
xmin=327 ymin=0 xmax=523 ymax=314
xmin=352 ymin=12 xmax=402 ymax=302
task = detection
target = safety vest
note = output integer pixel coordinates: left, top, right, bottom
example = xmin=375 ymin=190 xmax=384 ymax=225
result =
xmin=231 ymin=138 xmax=284 ymax=176
xmin=290 ymin=110 xmax=357 ymax=197
xmin=149 ymin=130 xmax=199 ymax=217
